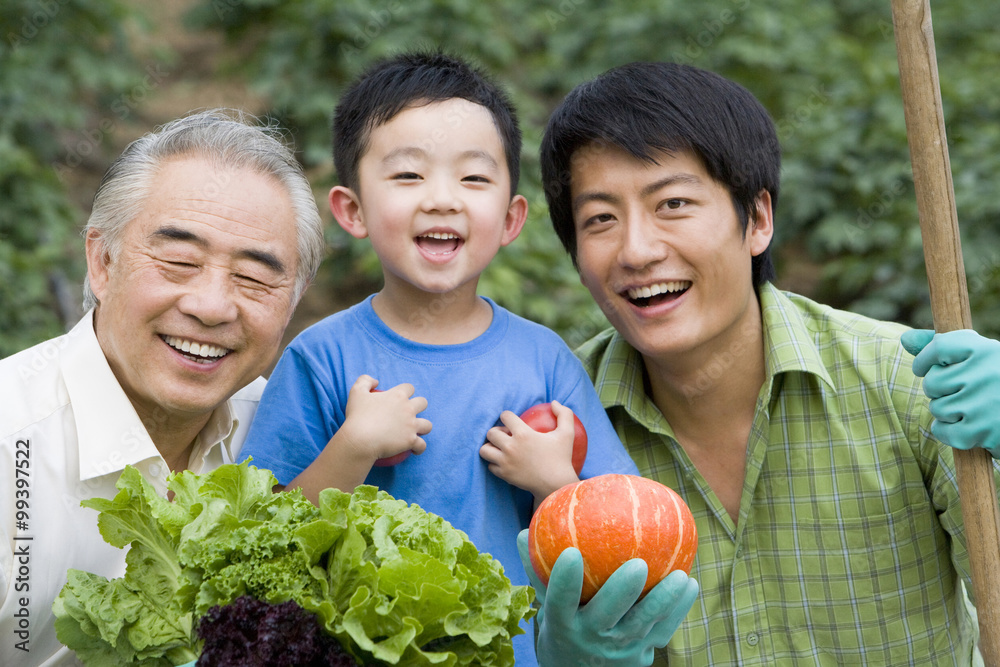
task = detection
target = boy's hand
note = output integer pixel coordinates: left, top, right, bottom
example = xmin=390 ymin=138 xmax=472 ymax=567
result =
xmin=480 ymin=400 xmax=580 ymax=501
xmin=340 ymin=374 xmax=432 ymax=463
xmin=901 ymin=329 xmax=1000 ymax=458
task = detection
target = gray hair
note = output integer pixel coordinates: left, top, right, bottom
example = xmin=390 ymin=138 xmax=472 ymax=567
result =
xmin=82 ymin=108 xmax=325 ymax=310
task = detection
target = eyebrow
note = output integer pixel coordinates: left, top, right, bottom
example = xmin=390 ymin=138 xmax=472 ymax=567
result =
xmin=382 ymin=147 xmax=500 ymax=170
xmin=571 ymin=173 xmax=704 ymax=212
xmin=150 ymin=226 xmax=287 ymax=275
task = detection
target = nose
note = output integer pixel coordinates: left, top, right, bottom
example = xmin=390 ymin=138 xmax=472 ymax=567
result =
xmin=420 ymin=175 xmax=462 ymax=214
xmin=176 ymin=267 xmax=239 ymax=326
xmin=617 ymin=214 xmax=665 ymax=270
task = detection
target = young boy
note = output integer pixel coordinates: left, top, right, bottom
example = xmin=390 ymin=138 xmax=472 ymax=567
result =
xmin=238 ymin=52 xmax=640 ymax=666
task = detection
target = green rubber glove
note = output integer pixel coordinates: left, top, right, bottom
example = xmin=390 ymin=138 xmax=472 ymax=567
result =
xmin=901 ymin=328 xmax=1000 ymax=458
xmin=517 ymin=529 xmax=699 ymax=666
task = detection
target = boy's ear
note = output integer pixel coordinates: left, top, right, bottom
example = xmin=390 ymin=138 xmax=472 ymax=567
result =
xmin=85 ymin=229 xmax=111 ymax=302
xmin=748 ymin=189 xmax=774 ymax=257
xmin=329 ymin=185 xmax=368 ymax=239
xmin=499 ymin=194 xmax=529 ymax=247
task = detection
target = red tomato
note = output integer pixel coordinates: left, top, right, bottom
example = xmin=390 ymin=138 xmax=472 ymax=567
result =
xmin=370 ymin=388 xmax=412 ymax=467
xmin=519 ymin=402 xmax=587 ymax=475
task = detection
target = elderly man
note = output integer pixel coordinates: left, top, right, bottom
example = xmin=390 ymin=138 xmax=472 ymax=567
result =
xmin=0 ymin=109 xmax=325 ymax=665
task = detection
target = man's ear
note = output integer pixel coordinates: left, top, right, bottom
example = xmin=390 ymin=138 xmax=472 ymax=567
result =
xmin=329 ymin=186 xmax=368 ymax=239
xmin=748 ymin=190 xmax=774 ymax=257
xmin=85 ymin=229 xmax=111 ymax=302
xmin=499 ymin=194 xmax=529 ymax=247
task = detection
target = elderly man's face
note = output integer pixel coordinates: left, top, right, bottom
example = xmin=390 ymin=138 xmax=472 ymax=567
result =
xmin=86 ymin=155 xmax=301 ymax=425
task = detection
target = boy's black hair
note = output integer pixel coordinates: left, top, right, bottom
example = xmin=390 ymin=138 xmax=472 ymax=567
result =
xmin=540 ymin=61 xmax=779 ymax=286
xmin=332 ymin=51 xmax=521 ymax=198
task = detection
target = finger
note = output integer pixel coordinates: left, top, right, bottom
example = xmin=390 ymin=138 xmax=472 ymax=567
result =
xmin=517 ymin=529 xmax=547 ymax=601
xmin=550 ymin=400 xmax=577 ymax=435
xmin=410 ymin=436 xmax=428 ymax=455
xmin=543 ymin=548 xmax=586 ymax=628
xmin=581 ymin=558 xmax=647 ymax=630
xmin=637 ymin=573 xmax=700 ymax=648
xmin=925 ymin=392 xmax=965 ymax=424
xmin=912 ymin=330 xmax=978 ymax=377
xmin=921 ymin=363 xmax=967 ymax=400
xmin=352 ymin=374 xmax=379 ymax=392
xmin=416 ymin=417 xmax=433 ymax=436
xmin=901 ymin=328 xmax=934 ymax=358
xmin=498 ymin=410 xmax=522 ymax=431
xmin=411 ymin=395 xmax=429 ymax=413
xmin=485 ymin=426 xmax=512 ymax=447
xmin=479 ymin=442 xmax=502 ymax=464
xmin=931 ymin=419 xmax=976 ymax=450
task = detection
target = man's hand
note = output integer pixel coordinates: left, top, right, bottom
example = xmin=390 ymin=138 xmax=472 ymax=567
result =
xmin=901 ymin=329 xmax=1000 ymax=458
xmin=517 ymin=529 xmax=698 ymax=666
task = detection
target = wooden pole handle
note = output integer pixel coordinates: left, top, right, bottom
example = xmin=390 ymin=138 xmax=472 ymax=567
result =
xmin=890 ymin=0 xmax=1000 ymax=662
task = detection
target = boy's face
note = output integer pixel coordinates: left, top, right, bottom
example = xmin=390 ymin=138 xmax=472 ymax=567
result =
xmin=570 ymin=144 xmax=773 ymax=366
xmin=332 ymin=98 xmax=526 ymax=299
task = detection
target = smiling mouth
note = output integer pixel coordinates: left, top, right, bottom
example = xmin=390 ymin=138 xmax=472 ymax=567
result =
xmin=624 ymin=280 xmax=692 ymax=307
xmin=415 ymin=232 xmax=462 ymax=255
xmin=162 ymin=335 xmax=231 ymax=364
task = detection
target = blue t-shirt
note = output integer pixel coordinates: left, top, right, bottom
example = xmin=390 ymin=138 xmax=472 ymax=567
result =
xmin=240 ymin=296 xmax=639 ymax=666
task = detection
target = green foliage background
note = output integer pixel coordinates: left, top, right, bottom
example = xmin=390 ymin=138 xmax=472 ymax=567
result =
xmin=3 ymin=0 xmax=999 ymax=359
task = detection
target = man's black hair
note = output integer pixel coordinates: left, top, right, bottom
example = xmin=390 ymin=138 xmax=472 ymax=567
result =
xmin=332 ymin=51 xmax=521 ymax=198
xmin=540 ymin=61 xmax=779 ymax=285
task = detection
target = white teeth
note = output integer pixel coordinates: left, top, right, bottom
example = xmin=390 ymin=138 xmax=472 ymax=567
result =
xmin=420 ymin=232 xmax=460 ymax=240
xmin=626 ymin=281 xmax=692 ymax=300
xmin=164 ymin=336 xmax=229 ymax=359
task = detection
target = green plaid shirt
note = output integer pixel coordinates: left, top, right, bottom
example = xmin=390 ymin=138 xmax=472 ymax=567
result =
xmin=576 ymin=283 xmax=992 ymax=665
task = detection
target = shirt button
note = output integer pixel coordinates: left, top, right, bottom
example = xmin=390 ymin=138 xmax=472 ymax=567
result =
xmin=746 ymin=632 xmax=759 ymax=646
xmin=736 ymin=548 xmax=744 ymax=559
xmin=148 ymin=462 xmax=162 ymax=478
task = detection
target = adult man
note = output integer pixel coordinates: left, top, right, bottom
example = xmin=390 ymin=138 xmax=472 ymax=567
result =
xmin=520 ymin=61 xmax=1000 ymax=664
xmin=0 ymin=109 xmax=325 ymax=665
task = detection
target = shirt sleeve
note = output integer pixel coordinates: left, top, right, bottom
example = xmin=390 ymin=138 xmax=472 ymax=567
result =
xmin=238 ymin=344 xmax=343 ymax=486
xmin=552 ymin=346 xmax=641 ymax=479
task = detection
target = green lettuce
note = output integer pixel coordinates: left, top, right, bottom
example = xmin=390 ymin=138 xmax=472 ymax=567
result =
xmin=54 ymin=462 xmax=534 ymax=666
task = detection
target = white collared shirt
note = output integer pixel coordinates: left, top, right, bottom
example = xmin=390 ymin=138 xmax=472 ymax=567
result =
xmin=0 ymin=311 xmax=265 ymax=666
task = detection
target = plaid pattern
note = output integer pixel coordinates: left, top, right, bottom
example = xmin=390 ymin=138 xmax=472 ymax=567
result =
xmin=576 ymin=283 xmax=993 ymax=665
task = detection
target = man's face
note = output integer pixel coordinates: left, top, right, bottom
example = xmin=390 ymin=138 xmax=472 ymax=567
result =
xmin=87 ymin=155 xmax=301 ymax=425
xmin=570 ymin=145 xmax=772 ymax=366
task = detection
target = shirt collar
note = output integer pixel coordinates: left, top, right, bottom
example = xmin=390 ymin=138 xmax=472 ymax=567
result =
xmin=590 ymin=282 xmax=836 ymax=422
xmin=61 ymin=310 xmax=241 ymax=482
xmin=758 ymin=283 xmax=836 ymax=390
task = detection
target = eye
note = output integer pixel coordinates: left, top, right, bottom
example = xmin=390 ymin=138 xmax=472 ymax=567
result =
xmin=462 ymin=175 xmax=490 ymax=183
xmin=660 ymin=198 xmax=687 ymax=211
xmin=585 ymin=212 xmax=616 ymax=227
xmin=391 ymin=172 xmax=420 ymax=181
xmin=163 ymin=259 xmax=198 ymax=270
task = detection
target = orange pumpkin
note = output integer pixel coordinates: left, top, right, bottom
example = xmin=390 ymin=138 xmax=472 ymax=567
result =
xmin=527 ymin=473 xmax=697 ymax=603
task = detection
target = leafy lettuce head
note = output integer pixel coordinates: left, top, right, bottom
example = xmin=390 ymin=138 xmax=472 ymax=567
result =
xmin=54 ymin=462 xmax=534 ymax=666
